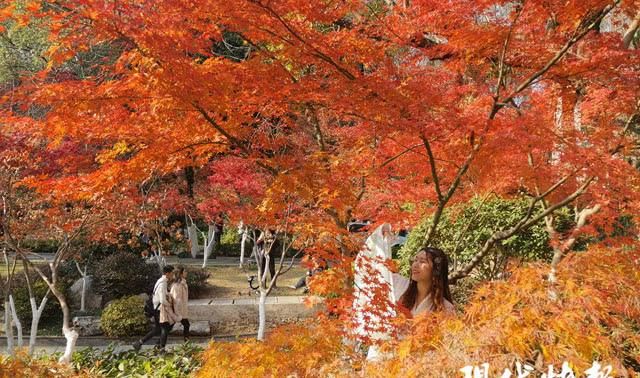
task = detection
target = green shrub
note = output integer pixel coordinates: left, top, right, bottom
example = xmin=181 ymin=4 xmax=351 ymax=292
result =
xmin=217 ymin=226 xmax=241 ymax=256
xmin=100 ymin=296 xmax=148 ymax=337
xmin=72 ymin=343 xmax=203 ymax=377
xmin=94 ymin=252 xmax=160 ymax=302
xmin=398 ymin=196 xmax=565 ymax=284
xmin=185 ymin=268 xmax=210 ymax=298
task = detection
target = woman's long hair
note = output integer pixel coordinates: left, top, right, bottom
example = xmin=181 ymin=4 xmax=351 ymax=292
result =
xmin=174 ymin=266 xmax=185 ymax=283
xmin=399 ymin=247 xmax=453 ymax=311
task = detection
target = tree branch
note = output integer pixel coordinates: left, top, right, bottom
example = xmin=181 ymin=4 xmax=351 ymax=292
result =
xmin=420 ymin=135 xmax=443 ymax=203
xmin=491 ymin=1 xmax=620 ymax=118
xmin=449 ymin=175 xmax=595 ymax=283
xmin=623 ymin=11 xmax=640 ymax=48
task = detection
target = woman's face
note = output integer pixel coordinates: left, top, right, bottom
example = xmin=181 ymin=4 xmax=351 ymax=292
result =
xmin=182 ymin=270 xmax=188 ymax=280
xmin=411 ymin=251 xmax=433 ymax=283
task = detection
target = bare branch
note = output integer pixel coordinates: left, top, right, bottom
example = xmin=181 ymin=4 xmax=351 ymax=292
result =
xmin=449 ymin=175 xmax=595 ymax=283
xmin=494 ymin=1 xmax=526 ymax=102
xmin=623 ymin=11 xmax=640 ymax=48
xmin=420 ymin=135 xmax=443 ymax=202
xmin=378 ymin=143 xmax=423 ymax=168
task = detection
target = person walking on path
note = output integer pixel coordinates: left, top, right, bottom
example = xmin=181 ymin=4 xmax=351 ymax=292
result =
xmin=170 ymin=266 xmax=190 ymax=341
xmin=133 ymin=265 xmax=177 ymax=351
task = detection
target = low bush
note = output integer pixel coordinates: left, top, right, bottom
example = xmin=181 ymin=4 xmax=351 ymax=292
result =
xmin=100 ymin=296 xmax=149 ymax=337
xmin=94 ymin=252 xmax=160 ymax=302
xmin=72 ymin=343 xmax=203 ymax=377
xmin=185 ymin=268 xmax=210 ymax=298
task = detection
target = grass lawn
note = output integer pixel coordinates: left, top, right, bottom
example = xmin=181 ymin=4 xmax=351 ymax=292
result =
xmin=1 ymin=261 xmax=308 ymax=298
xmin=201 ymin=265 xmax=308 ymax=298
xmin=0 ymin=262 xmax=24 ymax=278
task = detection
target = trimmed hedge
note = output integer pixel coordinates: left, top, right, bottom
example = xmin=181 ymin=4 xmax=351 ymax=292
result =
xmin=100 ymin=295 xmax=149 ymax=337
xmin=94 ymin=252 xmax=160 ymax=302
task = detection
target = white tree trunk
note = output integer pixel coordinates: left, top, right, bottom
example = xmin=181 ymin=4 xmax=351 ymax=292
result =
xmin=57 ymin=294 xmax=78 ymax=364
xmin=548 ymin=204 xmax=601 ymax=300
xmin=4 ymin=301 xmax=14 ymax=355
xmin=257 ymin=290 xmax=267 ymax=341
xmin=28 ymin=295 xmax=48 ymax=355
xmin=80 ymin=275 xmax=86 ymax=312
xmin=59 ymin=325 xmax=79 ymax=364
xmin=8 ymin=294 xmax=23 ymax=348
xmin=187 ymin=223 xmax=200 ymax=259
xmin=201 ymin=224 xmax=215 ymax=269
xmin=239 ymin=227 xmax=248 ymax=268
xmin=75 ymin=262 xmax=88 ymax=313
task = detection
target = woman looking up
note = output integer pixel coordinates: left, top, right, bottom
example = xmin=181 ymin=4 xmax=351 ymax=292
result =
xmin=394 ymin=247 xmax=455 ymax=316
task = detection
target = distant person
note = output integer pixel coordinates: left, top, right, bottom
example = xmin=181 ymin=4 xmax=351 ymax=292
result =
xmin=290 ymin=257 xmax=327 ymax=293
xmin=171 ymin=266 xmax=190 ymax=342
xmin=133 ymin=265 xmax=177 ymax=352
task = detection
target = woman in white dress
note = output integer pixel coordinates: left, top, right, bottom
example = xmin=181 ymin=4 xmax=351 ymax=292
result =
xmin=394 ymin=247 xmax=455 ymax=316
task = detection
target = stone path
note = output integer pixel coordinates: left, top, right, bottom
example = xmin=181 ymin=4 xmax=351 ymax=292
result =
xmin=25 ymin=255 xmax=301 ymax=267
xmin=188 ymin=295 xmax=307 ymax=305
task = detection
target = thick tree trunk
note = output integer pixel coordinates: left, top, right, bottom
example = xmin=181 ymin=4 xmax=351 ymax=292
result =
xmin=60 ymin=325 xmax=79 ymax=364
xmin=58 ymin=297 xmax=78 ymax=364
xmin=187 ymin=223 xmax=199 ymax=259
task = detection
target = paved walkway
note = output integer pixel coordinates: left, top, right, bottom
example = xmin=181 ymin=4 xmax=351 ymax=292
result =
xmin=20 ymin=254 xmax=301 ymax=268
xmin=188 ymin=295 xmax=307 ymax=305
xmin=1 ymin=335 xmax=248 ymax=355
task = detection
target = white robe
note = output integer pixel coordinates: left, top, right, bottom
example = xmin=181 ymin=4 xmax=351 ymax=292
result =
xmin=351 ymin=224 xmax=396 ymax=361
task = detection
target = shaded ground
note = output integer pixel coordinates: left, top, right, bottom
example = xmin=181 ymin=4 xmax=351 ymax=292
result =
xmin=201 ymin=265 xmax=308 ymax=298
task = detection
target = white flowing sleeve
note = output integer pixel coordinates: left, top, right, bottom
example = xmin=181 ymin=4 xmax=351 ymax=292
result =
xmin=392 ymin=273 xmax=410 ymax=302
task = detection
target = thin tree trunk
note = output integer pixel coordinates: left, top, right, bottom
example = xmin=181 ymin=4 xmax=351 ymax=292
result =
xmin=547 ymin=204 xmax=601 ymax=299
xmin=257 ymin=290 xmax=267 ymax=341
xmin=8 ymin=294 xmax=22 ymax=348
xmin=4 ymin=300 xmax=14 ymax=355
xmin=239 ymin=227 xmax=248 ymax=268
xmin=28 ymin=295 xmax=48 ymax=355
xmin=75 ymin=261 xmax=88 ymax=313
xmin=201 ymin=224 xmax=215 ymax=268
xmin=27 ymin=260 xmax=80 ymax=364
xmin=80 ymin=275 xmax=86 ymax=312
